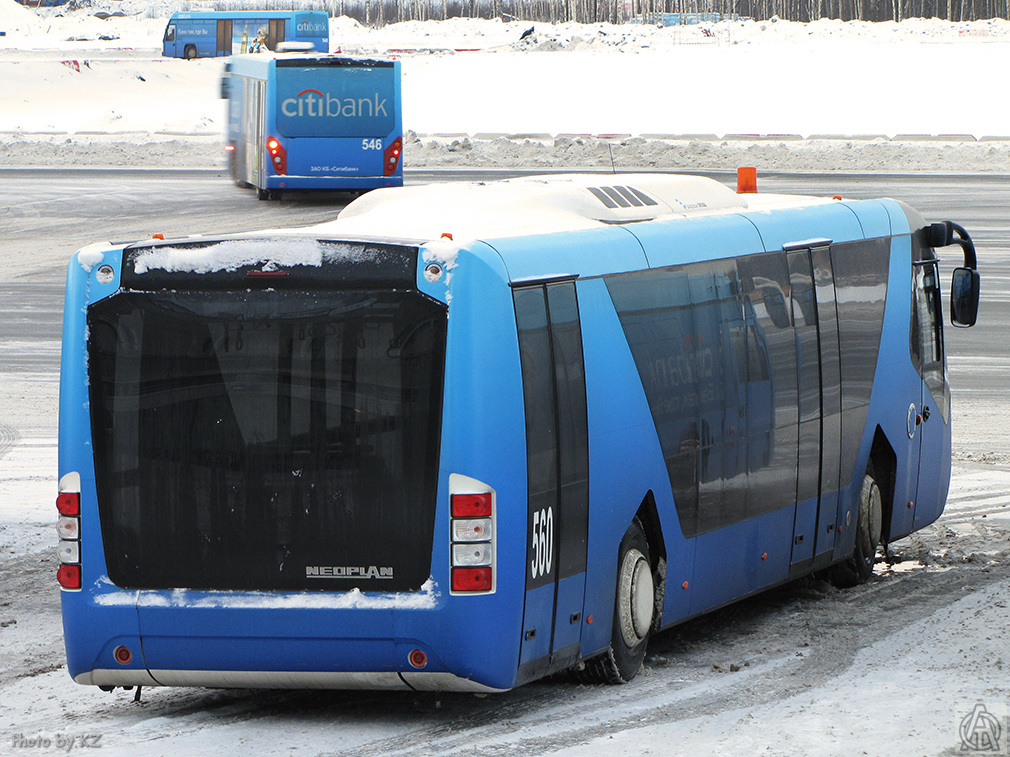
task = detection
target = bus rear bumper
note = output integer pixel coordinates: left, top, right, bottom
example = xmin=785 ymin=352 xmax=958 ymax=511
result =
xmin=263 ymin=174 xmax=403 ymax=191
xmin=73 ymin=668 xmax=506 ymax=693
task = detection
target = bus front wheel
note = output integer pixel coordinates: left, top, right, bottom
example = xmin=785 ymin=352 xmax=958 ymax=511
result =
xmin=585 ymin=518 xmax=654 ymax=684
xmin=830 ymin=466 xmax=883 ymax=587
xmin=184 ymin=45 xmax=197 ymax=60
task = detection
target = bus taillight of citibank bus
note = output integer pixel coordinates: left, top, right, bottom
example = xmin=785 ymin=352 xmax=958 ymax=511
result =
xmin=384 ymin=137 xmax=402 ymax=177
xmin=267 ymin=137 xmax=287 ymax=175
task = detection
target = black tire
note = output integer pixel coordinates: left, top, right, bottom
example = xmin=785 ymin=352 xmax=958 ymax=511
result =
xmin=184 ymin=45 xmax=197 ymax=60
xmin=830 ymin=465 xmax=883 ymax=587
xmin=584 ymin=518 xmax=654 ymax=684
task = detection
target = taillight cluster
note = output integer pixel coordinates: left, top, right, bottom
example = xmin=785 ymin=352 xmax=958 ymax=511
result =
xmin=267 ymin=136 xmax=287 ymax=175
xmin=383 ymin=137 xmax=402 ymax=177
xmin=56 ymin=482 xmax=82 ymax=591
xmin=450 ymin=492 xmax=494 ymax=593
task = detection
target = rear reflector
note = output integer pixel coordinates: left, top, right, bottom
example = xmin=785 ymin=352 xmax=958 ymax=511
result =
xmin=114 ymin=645 xmax=133 ymax=665
xmin=451 ymin=492 xmax=492 ymax=517
xmin=408 ymin=649 xmax=428 ymax=669
xmin=57 ymin=564 xmax=81 ymax=590
xmin=452 ymin=567 xmax=492 ymax=593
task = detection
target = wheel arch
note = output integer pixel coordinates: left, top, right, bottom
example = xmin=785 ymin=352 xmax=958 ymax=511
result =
xmin=868 ymin=426 xmax=897 ymax=546
xmin=633 ymin=490 xmax=667 ymax=632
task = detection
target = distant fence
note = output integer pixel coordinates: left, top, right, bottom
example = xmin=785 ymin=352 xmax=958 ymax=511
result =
xmin=139 ymin=0 xmax=1010 ymax=26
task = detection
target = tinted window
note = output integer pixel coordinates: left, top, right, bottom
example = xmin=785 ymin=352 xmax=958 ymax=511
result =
xmin=89 ymin=289 xmax=446 ymax=592
xmin=606 ymin=252 xmax=801 ymax=537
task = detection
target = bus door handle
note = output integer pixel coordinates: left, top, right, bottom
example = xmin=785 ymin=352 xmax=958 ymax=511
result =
xmin=922 ymin=405 xmax=931 ymax=422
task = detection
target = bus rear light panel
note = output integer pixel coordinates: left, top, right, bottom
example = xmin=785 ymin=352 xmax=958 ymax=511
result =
xmin=449 ymin=479 xmax=495 ymax=594
xmin=267 ymin=136 xmax=287 ymax=175
xmin=384 ymin=137 xmax=402 ymax=176
xmin=56 ymin=474 xmax=82 ymax=592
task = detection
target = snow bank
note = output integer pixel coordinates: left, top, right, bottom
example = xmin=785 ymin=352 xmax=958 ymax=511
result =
xmin=0 ymin=0 xmax=39 ymax=35
xmin=3 ymin=10 xmax=1010 ymax=171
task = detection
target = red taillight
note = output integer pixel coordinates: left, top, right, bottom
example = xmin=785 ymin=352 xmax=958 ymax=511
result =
xmin=267 ymin=136 xmax=287 ymax=175
xmin=57 ymin=564 xmax=81 ymax=590
xmin=56 ymin=480 xmax=82 ymax=591
xmin=451 ymin=493 xmax=492 ymax=518
xmin=56 ymin=491 xmax=80 ymax=516
xmin=114 ymin=646 xmax=133 ymax=665
xmin=449 ymin=481 xmax=495 ymax=594
xmin=452 ymin=567 xmax=492 ymax=592
xmin=408 ymin=649 xmax=428 ymax=669
xmin=383 ymin=137 xmax=402 ymax=176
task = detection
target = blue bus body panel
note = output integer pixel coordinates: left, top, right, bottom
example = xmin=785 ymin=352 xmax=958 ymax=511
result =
xmin=425 ymin=243 xmax=528 ymax=689
xmin=576 ymin=276 xmax=695 ymax=651
xmin=632 ymin=213 xmax=766 ymax=268
xmin=740 ymin=202 xmax=866 ymax=250
xmin=484 ymin=225 xmax=649 ymax=281
xmin=60 ymin=250 xmax=154 ymax=684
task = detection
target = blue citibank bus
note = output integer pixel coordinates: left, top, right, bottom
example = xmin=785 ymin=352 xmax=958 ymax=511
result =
xmin=162 ymin=11 xmax=329 ymax=60
xmin=221 ymin=53 xmax=403 ymax=200
xmin=57 ymin=173 xmax=980 ymax=693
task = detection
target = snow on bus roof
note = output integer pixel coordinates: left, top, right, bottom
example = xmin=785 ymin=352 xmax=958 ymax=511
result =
xmin=313 ymin=173 xmax=830 ymax=244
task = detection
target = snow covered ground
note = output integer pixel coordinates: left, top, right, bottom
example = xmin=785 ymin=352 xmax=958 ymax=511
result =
xmin=2 ymin=3 xmax=1010 ymax=756
xmin=4 ymin=0 xmax=1010 ymax=170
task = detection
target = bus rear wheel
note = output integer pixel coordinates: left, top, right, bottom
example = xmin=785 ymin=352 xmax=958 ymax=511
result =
xmin=585 ymin=518 xmax=654 ymax=684
xmin=830 ymin=466 xmax=883 ymax=587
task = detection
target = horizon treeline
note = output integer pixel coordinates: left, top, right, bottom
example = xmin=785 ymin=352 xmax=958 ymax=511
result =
xmin=198 ymin=0 xmax=1010 ymax=25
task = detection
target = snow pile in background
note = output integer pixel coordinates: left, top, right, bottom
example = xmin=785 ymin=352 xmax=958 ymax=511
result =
xmin=3 ymin=1 xmax=1010 ymax=170
xmin=0 ymin=0 xmax=38 ymax=34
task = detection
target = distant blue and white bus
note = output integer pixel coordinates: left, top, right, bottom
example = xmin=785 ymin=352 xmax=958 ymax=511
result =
xmin=222 ymin=53 xmax=403 ymax=200
xmin=57 ymin=173 xmax=979 ymax=693
xmin=162 ymin=11 xmax=329 ymax=60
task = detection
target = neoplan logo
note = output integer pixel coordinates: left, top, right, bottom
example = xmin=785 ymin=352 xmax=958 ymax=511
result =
xmin=306 ymin=565 xmax=394 ymax=579
xmin=282 ymin=89 xmax=389 ymax=119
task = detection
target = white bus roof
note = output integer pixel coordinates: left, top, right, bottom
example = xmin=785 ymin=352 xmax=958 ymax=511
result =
xmin=312 ymin=173 xmax=833 ymax=244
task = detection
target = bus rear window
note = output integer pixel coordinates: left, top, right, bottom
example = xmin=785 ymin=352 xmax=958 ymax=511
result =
xmin=87 ymin=289 xmax=446 ymax=592
xmin=274 ymin=64 xmax=396 ymax=138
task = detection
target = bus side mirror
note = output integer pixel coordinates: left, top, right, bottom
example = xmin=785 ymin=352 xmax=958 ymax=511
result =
xmin=951 ymin=267 xmax=980 ymax=328
xmin=925 ymin=221 xmax=953 ymax=248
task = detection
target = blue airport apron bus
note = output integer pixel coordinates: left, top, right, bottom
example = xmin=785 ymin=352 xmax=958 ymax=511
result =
xmin=162 ymin=11 xmax=329 ymax=60
xmin=57 ymin=173 xmax=979 ymax=692
xmin=221 ymin=53 xmax=403 ymax=200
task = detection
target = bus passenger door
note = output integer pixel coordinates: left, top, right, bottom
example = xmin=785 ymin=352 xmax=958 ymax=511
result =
xmin=787 ymin=250 xmax=820 ymax=567
xmin=911 ymin=262 xmax=949 ymax=528
xmin=269 ymin=19 xmax=286 ymax=48
xmin=216 ymin=20 xmax=232 ymax=56
xmin=513 ymin=281 xmax=590 ymax=684
xmin=811 ymin=246 xmax=843 ymax=563
xmin=785 ymin=245 xmax=841 ymax=569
